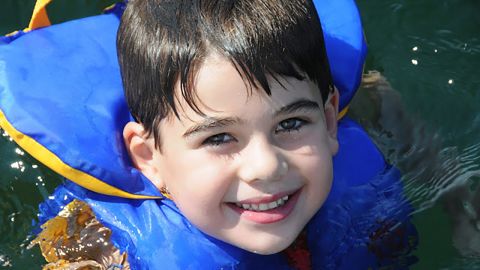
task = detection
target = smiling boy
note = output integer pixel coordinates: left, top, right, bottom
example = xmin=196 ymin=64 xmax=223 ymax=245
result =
xmin=4 ymin=0 xmax=418 ymax=268
xmin=118 ymin=0 xmax=339 ymax=254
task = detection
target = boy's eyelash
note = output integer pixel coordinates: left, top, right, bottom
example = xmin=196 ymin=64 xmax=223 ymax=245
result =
xmin=275 ymin=118 xmax=309 ymax=134
xmin=201 ymin=118 xmax=309 ymax=146
xmin=202 ymin=133 xmax=236 ymax=146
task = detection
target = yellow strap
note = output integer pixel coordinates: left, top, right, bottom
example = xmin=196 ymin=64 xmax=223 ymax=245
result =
xmin=337 ymin=105 xmax=349 ymax=120
xmin=26 ymin=0 xmax=53 ymax=31
xmin=0 ymin=109 xmax=160 ymax=200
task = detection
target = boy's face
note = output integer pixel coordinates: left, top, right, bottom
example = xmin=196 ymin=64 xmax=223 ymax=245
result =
xmin=125 ymin=55 xmax=339 ymax=254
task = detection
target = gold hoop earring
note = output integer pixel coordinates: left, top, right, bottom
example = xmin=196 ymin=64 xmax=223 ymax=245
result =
xmin=160 ymin=186 xmax=172 ymax=199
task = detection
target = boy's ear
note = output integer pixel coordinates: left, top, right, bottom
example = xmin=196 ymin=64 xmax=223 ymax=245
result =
xmin=123 ymin=122 xmax=164 ymax=188
xmin=324 ymin=87 xmax=340 ymax=155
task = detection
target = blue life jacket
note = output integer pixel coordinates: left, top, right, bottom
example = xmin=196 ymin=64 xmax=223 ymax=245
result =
xmin=0 ymin=1 xmax=416 ymax=269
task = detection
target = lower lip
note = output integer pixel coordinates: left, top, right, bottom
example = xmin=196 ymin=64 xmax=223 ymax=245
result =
xmin=227 ymin=190 xmax=300 ymax=224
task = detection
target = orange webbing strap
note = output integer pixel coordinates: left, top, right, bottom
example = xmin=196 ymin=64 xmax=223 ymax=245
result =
xmin=337 ymin=105 xmax=349 ymax=120
xmin=26 ymin=0 xmax=53 ymax=31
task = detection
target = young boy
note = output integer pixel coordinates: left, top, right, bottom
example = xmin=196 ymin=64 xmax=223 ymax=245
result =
xmin=2 ymin=0 xmax=417 ymax=268
xmin=118 ymin=0 xmax=339 ymax=255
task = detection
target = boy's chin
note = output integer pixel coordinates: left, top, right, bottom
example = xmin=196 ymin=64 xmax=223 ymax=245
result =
xmin=231 ymin=232 xmax=299 ymax=255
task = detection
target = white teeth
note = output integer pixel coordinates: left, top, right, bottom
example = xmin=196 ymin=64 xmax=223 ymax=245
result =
xmin=268 ymin=201 xmax=278 ymax=209
xmin=235 ymin=195 xmax=290 ymax=211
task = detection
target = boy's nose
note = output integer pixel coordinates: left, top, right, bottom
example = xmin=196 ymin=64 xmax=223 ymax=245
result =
xmin=237 ymin=136 xmax=288 ymax=183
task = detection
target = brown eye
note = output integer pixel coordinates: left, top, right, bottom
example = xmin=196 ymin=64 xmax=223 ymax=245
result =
xmin=275 ymin=118 xmax=307 ymax=133
xmin=202 ymin=133 xmax=235 ymax=146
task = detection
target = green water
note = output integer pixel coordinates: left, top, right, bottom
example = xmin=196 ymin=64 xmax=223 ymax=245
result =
xmin=1 ymin=0 xmax=479 ymax=269
xmin=356 ymin=1 xmax=480 ymax=269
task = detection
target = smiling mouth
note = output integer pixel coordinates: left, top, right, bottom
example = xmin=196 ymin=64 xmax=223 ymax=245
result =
xmin=227 ymin=189 xmax=300 ymax=224
xmin=235 ymin=195 xmax=289 ymax=211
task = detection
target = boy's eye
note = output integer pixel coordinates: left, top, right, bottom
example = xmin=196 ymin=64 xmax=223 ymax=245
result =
xmin=275 ymin=118 xmax=306 ymax=133
xmin=202 ymin=133 xmax=235 ymax=146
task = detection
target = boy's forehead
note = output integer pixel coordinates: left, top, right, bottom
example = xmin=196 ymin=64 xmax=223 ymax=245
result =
xmin=173 ymin=54 xmax=321 ymax=113
xmin=164 ymin=59 xmax=322 ymax=128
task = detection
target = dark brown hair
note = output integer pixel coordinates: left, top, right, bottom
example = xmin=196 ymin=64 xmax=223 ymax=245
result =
xmin=117 ymin=0 xmax=333 ymax=148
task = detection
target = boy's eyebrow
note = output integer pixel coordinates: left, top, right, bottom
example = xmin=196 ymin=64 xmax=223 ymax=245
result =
xmin=183 ymin=117 xmax=244 ymax=139
xmin=183 ymin=99 xmax=320 ymax=138
xmin=275 ymin=99 xmax=320 ymax=117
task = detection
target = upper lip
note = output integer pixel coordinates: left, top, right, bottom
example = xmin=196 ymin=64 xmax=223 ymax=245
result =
xmin=234 ymin=188 xmax=299 ymax=204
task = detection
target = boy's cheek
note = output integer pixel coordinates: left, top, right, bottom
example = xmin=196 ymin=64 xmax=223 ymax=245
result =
xmin=306 ymin=157 xmax=333 ymax=179
xmin=285 ymin=133 xmax=333 ymax=156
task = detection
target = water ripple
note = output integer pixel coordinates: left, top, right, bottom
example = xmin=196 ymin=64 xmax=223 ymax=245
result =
xmin=405 ymin=142 xmax=480 ymax=214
